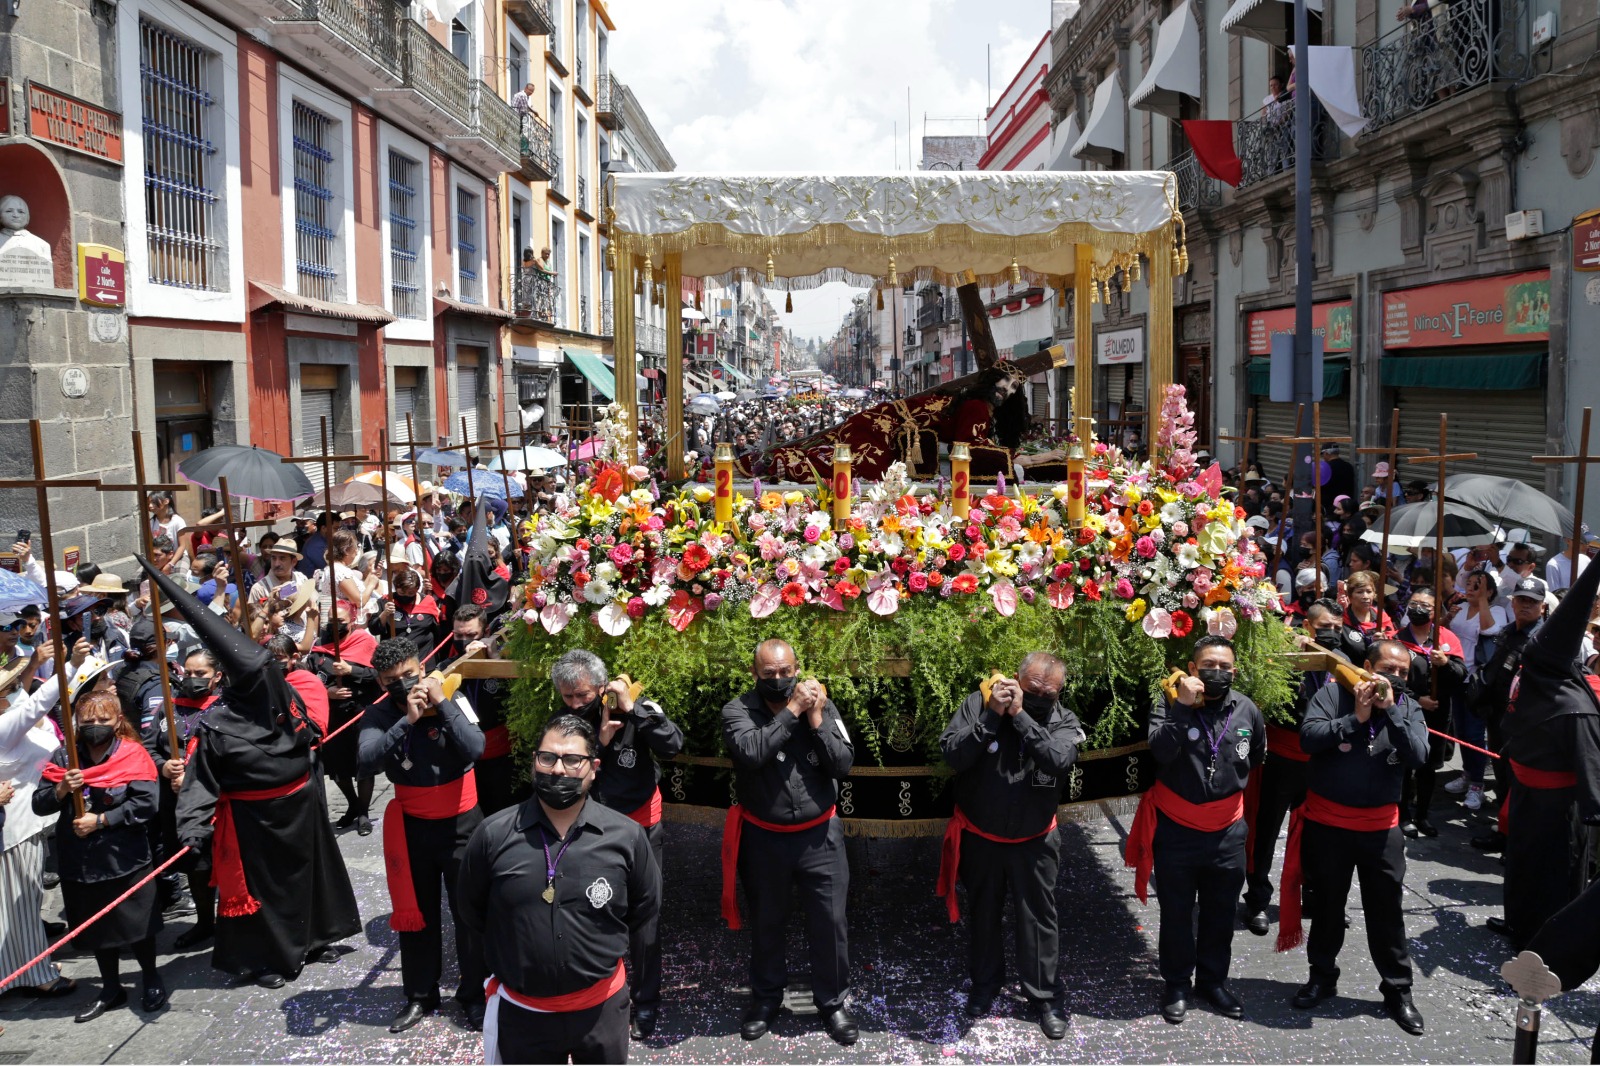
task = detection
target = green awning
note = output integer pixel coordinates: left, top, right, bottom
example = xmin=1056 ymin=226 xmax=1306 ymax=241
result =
xmin=719 ymin=360 xmax=751 ymax=385
xmin=1380 ymin=352 xmax=1545 ymax=391
xmin=1011 ymin=337 xmax=1057 ymax=359
xmin=1247 ymin=356 xmax=1349 ymax=398
xmin=563 ymin=348 xmax=615 ymax=400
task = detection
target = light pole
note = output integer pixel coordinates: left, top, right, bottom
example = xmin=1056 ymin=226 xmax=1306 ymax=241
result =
xmin=1290 ymin=0 xmax=1316 ymax=546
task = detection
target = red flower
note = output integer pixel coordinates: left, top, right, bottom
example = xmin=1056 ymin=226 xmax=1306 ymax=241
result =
xmin=837 ymin=580 xmax=861 ymax=599
xmin=573 ymin=571 xmax=591 ymax=590
xmin=576 ymin=537 xmax=592 ymax=552
xmin=1079 ymin=558 xmax=1093 ymax=572
xmin=907 ymin=571 xmax=929 ymax=593
xmin=890 ymin=556 xmax=911 ymax=575
xmin=1137 ymin=500 xmax=1154 ymax=516
xmin=948 ymin=543 xmax=967 ymax=562
xmin=1077 ymin=528 xmax=1098 ymax=545
xmin=681 ymin=542 xmax=713 ymax=574
xmin=592 ymin=467 xmax=626 ymax=502
xmin=1170 ymin=609 xmax=1194 ymax=638
xmin=780 ymin=581 xmax=807 ymax=606
xmin=1083 ymin=579 xmax=1101 ymax=601
xmin=833 ymin=557 xmax=851 ymax=575
xmin=1052 ymin=562 xmax=1072 ymax=580
xmin=951 ymin=573 xmax=979 ymax=594
xmin=625 ymin=596 xmax=647 ymax=619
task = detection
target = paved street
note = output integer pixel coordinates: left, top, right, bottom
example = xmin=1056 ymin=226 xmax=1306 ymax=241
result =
xmin=1 ymin=775 xmax=1595 ymax=1064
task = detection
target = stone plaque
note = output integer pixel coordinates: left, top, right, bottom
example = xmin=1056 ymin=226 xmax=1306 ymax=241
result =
xmin=60 ymin=366 xmax=88 ymax=398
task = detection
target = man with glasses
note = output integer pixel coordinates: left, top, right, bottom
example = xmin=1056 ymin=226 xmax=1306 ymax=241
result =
xmin=362 ymin=637 xmax=486 ymax=1033
xmin=1546 ymin=530 xmax=1592 ymax=593
xmin=458 ymin=714 xmax=661 ymax=1064
xmin=937 ymin=652 xmax=1081 ymax=1039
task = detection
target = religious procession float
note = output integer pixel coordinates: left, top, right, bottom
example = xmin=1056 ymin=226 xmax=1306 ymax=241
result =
xmin=502 ymin=170 xmax=1301 ymax=832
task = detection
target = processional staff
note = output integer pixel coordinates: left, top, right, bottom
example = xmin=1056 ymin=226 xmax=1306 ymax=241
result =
xmin=282 ymin=417 xmax=370 ymax=662
xmin=1532 ymin=407 xmax=1598 ymax=590
xmin=1269 ymin=403 xmax=1352 ymax=597
xmin=1406 ymin=414 xmax=1477 ymax=701
xmin=1356 ymin=410 xmax=1425 ymax=609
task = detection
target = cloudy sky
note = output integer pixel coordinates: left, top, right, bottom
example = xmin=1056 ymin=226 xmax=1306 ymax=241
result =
xmin=607 ymin=0 xmax=1048 ymax=344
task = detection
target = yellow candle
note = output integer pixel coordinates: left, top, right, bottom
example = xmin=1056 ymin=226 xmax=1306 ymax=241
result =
xmin=713 ymin=443 xmax=735 ymax=525
xmin=832 ymin=443 xmax=852 ymax=530
xmin=950 ymin=442 xmax=972 ymax=519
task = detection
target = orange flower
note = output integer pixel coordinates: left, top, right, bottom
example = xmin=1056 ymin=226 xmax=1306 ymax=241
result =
xmin=1109 ymin=534 xmax=1134 ymax=562
xmin=882 ymin=513 xmax=903 ymax=535
xmin=1026 ymin=521 xmax=1052 ymax=544
xmin=1205 ymin=585 xmax=1233 ymax=605
xmin=758 ymin=491 xmax=784 ymax=512
xmin=951 ymin=573 xmax=979 ymax=594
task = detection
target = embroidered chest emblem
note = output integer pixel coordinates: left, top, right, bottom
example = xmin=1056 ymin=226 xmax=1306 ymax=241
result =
xmin=585 ymin=877 xmax=614 ymax=909
xmin=616 ymin=746 xmax=637 ymax=769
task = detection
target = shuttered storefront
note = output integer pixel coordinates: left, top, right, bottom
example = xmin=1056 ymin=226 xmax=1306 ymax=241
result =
xmin=457 ymin=361 xmax=481 ymax=445
xmin=392 ymin=367 xmax=419 ymax=461
xmin=1252 ymin=396 xmax=1351 ymax=484
xmin=1031 ymin=378 xmax=1050 ymax=423
xmin=299 ymin=364 xmax=338 ymax=496
xmin=1395 ymin=385 xmax=1546 ymax=484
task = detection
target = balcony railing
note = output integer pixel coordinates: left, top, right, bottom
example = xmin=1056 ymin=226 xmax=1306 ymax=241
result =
xmin=1236 ymin=96 xmax=1341 ymax=189
xmin=918 ymin=293 xmax=953 ymax=330
xmin=1170 ymin=150 xmax=1223 ymax=213
xmin=578 ymin=293 xmax=590 ymax=333
xmin=277 ymin=0 xmax=400 ymax=77
xmin=601 ymin=299 xmax=613 ymax=336
xmin=467 ymin=81 xmax=522 ymax=170
xmin=505 ymin=0 xmax=552 ymax=37
xmin=548 ymin=157 xmax=566 ymax=199
xmin=511 ymin=268 xmax=558 ymax=323
xmin=576 ymin=174 xmax=590 ymax=216
xmin=518 ymin=111 xmax=556 ymax=181
xmin=1359 ymin=0 xmax=1531 ymax=136
xmin=638 ymin=323 xmax=665 ymax=355
xmin=397 ymin=18 xmax=471 ymax=129
xmin=575 ymin=56 xmax=588 ymax=100
xmin=596 ymin=73 xmax=619 ymax=128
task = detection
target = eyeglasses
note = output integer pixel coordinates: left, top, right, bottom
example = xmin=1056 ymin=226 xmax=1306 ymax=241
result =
xmin=1508 ymin=556 xmax=1533 ymax=566
xmin=534 ymin=751 xmax=591 ymax=771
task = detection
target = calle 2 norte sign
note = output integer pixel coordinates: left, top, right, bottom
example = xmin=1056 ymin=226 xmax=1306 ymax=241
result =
xmin=1382 ymin=270 xmax=1550 ymax=348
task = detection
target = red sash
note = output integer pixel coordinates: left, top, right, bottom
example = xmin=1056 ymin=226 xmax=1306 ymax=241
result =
xmin=1276 ymin=791 xmax=1400 ymax=951
xmin=1243 ymin=724 xmax=1308 ymax=874
xmin=720 ymin=804 xmax=836 ymax=930
xmin=213 ymin=774 xmax=309 ymax=917
xmin=480 ymin=724 xmax=513 ymax=761
xmin=1267 ymin=723 xmax=1308 ymax=762
xmin=384 ymin=771 xmax=479 ymax=932
xmin=626 ymin=787 xmax=662 ymax=829
xmin=40 ymin=739 xmax=158 ymax=790
xmin=1123 ymin=781 xmax=1245 ymax=904
xmin=1510 ymin=759 xmax=1577 ymax=790
xmin=935 ymin=805 xmax=1057 ymax=922
xmin=486 ymin=960 xmax=626 ymax=1013
xmin=286 ymin=670 xmax=330 ymax=735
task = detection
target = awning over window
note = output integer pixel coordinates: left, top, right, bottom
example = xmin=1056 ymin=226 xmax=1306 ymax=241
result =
xmin=1220 ymin=0 xmax=1323 ymax=46
xmin=1045 ymin=115 xmax=1082 ymax=171
xmin=1071 ymin=72 xmax=1126 ymax=167
xmin=1380 ymin=352 xmax=1545 ymax=391
xmin=1246 ymin=356 xmax=1349 ymax=397
xmin=563 ymin=347 xmax=616 ymax=400
xmin=720 ymin=360 xmax=752 ymax=385
xmin=1129 ymin=1 xmax=1201 ymax=117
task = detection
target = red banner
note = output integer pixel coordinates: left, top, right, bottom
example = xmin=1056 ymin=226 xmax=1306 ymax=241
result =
xmin=26 ymin=82 xmax=123 ymax=164
xmin=1245 ymin=301 xmax=1353 ymax=356
xmin=1382 ymin=270 xmax=1550 ymax=348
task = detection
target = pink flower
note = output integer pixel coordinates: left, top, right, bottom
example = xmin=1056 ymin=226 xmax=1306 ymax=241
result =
xmin=749 ymin=584 xmax=781 ymax=619
xmin=1135 ymin=536 xmax=1157 ymax=560
xmin=703 ymin=592 xmax=724 ymax=611
xmin=1207 ymin=606 xmax=1238 ymax=638
xmin=948 ymin=543 xmax=967 ymax=562
xmin=1047 ymin=581 xmax=1075 ymax=609
xmin=833 ymin=557 xmax=851 ymax=575
xmin=625 ymin=596 xmax=647 ymax=620
xmin=1142 ymin=608 xmax=1173 ymax=638
xmin=867 ymin=583 xmax=901 ymax=616
xmin=1114 ymin=577 xmax=1135 ymax=600
xmin=1052 ymin=562 xmax=1072 ymax=580
xmin=1183 ymin=591 xmax=1200 ymax=609
xmin=908 ymin=571 xmax=929 ymax=593
xmin=1191 ymin=568 xmax=1214 ymax=595
xmin=1020 ymin=585 xmax=1036 ymax=605
xmin=989 ymin=581 xmax=1017 ymax=617
xmin=609 ymin=544 xmax=635 ymax=566
xmin=803 ymin=525 xmax=822 ymax=544
xmin=1171 ymin=521 xmax=1189 ymax=539
xmin=667 ymin=590 xmax=702 ymax=633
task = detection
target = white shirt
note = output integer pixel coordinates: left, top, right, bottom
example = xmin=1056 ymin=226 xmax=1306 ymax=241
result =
xmin=1546 ymin=552 xmax=1590 ymax=592
xmin=1449 ymin=601 xmax=1507 ymax=667
xmin=0 ymin=671 xmax=67 ymax=851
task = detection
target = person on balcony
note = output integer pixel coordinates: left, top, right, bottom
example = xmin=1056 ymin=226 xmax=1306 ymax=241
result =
xmin=511 ymin=81 xmax=535 ymax=117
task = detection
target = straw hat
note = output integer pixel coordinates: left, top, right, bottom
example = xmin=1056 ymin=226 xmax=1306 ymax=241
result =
xmin=85 ymin=573 xmax=127 ymax=595
xmin=265 ymin=537 xmax=303 ymax=559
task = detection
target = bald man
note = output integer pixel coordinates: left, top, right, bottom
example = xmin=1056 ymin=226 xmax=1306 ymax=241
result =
xmin=719 ymin=639 xmax=857 ymax=1045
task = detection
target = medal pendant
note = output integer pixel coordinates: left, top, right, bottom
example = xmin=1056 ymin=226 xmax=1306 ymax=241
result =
xmin=541 ymin=882 xmax=556 ymax=904
xmin=401 ymin=757 xmax=413 ymax=771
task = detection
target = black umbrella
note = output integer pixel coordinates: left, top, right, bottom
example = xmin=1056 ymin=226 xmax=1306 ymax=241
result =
xmin=178 ymin=444 xmax=315 ymax=503
xmin=1441 ymin=473 xmax=1574 ymax=539
xmin=1360 ymin=500 xmax=1498 ymax=552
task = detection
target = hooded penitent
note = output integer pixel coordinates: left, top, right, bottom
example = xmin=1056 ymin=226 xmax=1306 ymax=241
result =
xmin=456 ymin=496 xmax=509 ymax=620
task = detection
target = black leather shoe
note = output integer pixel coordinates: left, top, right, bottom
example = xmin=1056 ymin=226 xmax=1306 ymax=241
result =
xmin=630 ymin=1005 xmax=658 ymax=1039
xmin=141 ymin=977 xmax=169 ymax=1013
xmin=74 ymin=988 xmax=127 ymax=1023
xmin=1245 ymin=910 xmax=1270 ymax=936
xmin=43 ymin=920 xmax=67 ymax=938
xmin=1292 ymin=980 xmax=1338 ymax=1009
xmin=1414 ymin=818 xmax=1438 ymax=838
xmin=334 ymin=810 xmax=358 ymax=830
xmin=173 ymin=926 xmax=214 ymax=951
xmin=390 ymin=999 xmax=434 ymax=1033
xmin=1197 ymin=984 xmax=1244 ymax=1019
xmin=1160 ymin=984 xmax=1188 ymax=1024
xmin=255 ymin=971 xmax=287 ymax=989
xmin=41 ymin=870 xmax=60 ymax=889
xmin=1486 ymin=915 xmax=1513 ymax=937
xmin=1034 ymin=1002 xmax=1068 ymax=1039
xmin=355 ymin=815 xmax=373 ymax=837
xmin=1401 ymin=820 xmax=1419 ymax=838
xmin=822 ymin=1006 xmax=859 ymax=1046
xmin=1385 ymin=991 xmax=1425 ymax=1034
xmin=1471 ymin=830 xmax=1506 ymax=852
xmin=965 ymin=990 xmax=995 ymax=1018
xmin=461 ymin=999 xmax=485 ymax=1031
xmin=741 ymin=1001 xmax=778 ymax=1041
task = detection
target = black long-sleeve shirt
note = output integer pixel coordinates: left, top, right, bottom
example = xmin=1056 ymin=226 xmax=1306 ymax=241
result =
xmin=32 ymin=739 xmax=159 ymax=883
xmin=1301 ymin=683 xmax=1429 ymax=808
xmin=1149 ymin=691 xmax=1266 ymax=805
xmin=580 ymin=698 xmax=685 ymax=814
xmin=358 ymin=692 xmax=484 ymax=785
xmin=456 ymin=797 xmax=661 ymax=997
xmin=940 ymin=690 xmax=1082 ymax=838
xmin=721 ymin=691 xmax=854 ymax=824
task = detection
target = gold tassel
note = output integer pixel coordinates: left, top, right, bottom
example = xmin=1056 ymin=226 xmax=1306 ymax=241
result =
xmin=1178 ymin=247 xmax=1191 ymax=274
xmin=766 ymin=254 xmax=776 ymax=283
xmin=1009 ymin=256 xmax=1022 ymax=285
xmin=1089 ymin=280 xmax=1101 ymax=305
xmin=876 ymin=287 xmax=885 ymax=310
xmin=694 ymin=290 xmax=702 ymax=311
xmin=643 ymin=253 xmax=652 ymax=278
xmin=1129 ymin=255 xmax=1142 ymax=282
xmin=887 ymin=256 xmax=898 ymax=287
xmin=604 ymin=243 xmax=616 ymax=271
xmin=785 ymin=291 xmax=793 ymax=313
xmin=634 ymin=268 xmax=643 ymax=295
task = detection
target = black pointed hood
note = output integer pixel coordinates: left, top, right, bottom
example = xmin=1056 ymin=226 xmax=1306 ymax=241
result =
xmin=457 ymin=497 xmax=509 ymax=619
xmin=1524 ymin=550 xmax=1600 ymax=672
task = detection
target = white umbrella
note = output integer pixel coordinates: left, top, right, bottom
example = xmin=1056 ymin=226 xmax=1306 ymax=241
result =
xmin=714 ymin=390 xmax=737 ymax=401
xmin=689 ymin=393 xmax=721 ymax=416
xmin=488 ymin=445 xmax=568 ymax=471
xmin=681 ymin=305 xmax=708 ymax=321
xmin=870 ymin=379 xmax=886 ymax=389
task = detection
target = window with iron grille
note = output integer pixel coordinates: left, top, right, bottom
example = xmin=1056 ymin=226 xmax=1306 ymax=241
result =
xmin=388 ymin=151 xmax=422 ymax=319
xmin=456 ymin=186 xmax=480 ymax=304
xmin=292 ymin=101 xmax=339 ymax=301
xmin=140 ymin=19 xmax=224 ymax=291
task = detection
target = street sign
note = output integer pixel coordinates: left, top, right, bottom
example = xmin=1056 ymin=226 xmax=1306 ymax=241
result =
xmin=62 ymin=545 xmax=80 ymax=571
xmin=25 ymin=81 xmax=123 ymax=164
xmin=77 ymin=243 xmax=125 ymax=306
xmin=1269 ymin=334 xmax=1324 ymax=404
xmin=1575 ymin=211 xmax=1600 ymax=272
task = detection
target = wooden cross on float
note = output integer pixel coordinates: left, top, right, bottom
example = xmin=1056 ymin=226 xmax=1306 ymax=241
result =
xmin=1406 ymin=413 xmax=1478 ymax=699
xmin=0 ymin=420 xmax=105 ymax=815
xmin=1357 ymin=409 xmax=1426 ymax=606
xmin=1532 ymin=406 xmax=1597 ymax=590
xmin=1218 ymin=408 xmax=1270 ymax=498
xmin=453 ymin=417 xmax=506 ymax=505
xmin=281 ymin=416 xmax=371 ymax=662
xmin=1270 ymin=403 xmax=1352 ymax=596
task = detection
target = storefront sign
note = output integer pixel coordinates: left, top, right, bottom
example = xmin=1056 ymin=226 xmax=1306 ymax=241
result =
xmin=1576 ymin=212 xmax=1600 ymax=272
xmin=1097 ymin=326 xmax=1143 ymax=366
xmin=1245 ymin=300 xmax=1353 ymax=356
xmin=77 ymin=244 xmax=125 ymax=306
xmin=1383 ymin=270 xmax=1550 ymax=348
xmin=25 ymin=82 xmax=123 ymax=164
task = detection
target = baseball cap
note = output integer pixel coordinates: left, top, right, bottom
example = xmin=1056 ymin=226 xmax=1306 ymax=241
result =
xmin=1321 ymin=442 xmax=1341 ymax=454
xmin=1246 ymin=515 xmax=1270 ymax=531
xmin=129 ymin=618 xmax=159 ymax=645
xmin=0 ymin=611 xmax=21 ymax=630
xmin=1511 ymin=576 xmax=1548 ymax=601
xmin=1372 ymin=462 xmax=1391 ymax=479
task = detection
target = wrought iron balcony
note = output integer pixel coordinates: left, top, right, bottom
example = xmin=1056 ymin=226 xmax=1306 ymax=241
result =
xmin=511 ymin=268 xmax=558 ymax=324
xmin=519 ymin=111 xmax=556 ymax=182
xmin=638 ymin=323 xmax=666 ymax=355
xmin=274 ymin=0 xmax=402 ymax=93
xmin=575 ymin=174 xmax=592 ymax=218
xmin=1236 ymin=96 xmax=1341 ymax=189
xmin=596 ymin=73 xmax=620 ymax=129
xmin=578 ymin=294 xmax=590 ymax=333
xmin=464 ymin=81 xmax=522 ymax=172
xmin=601 ymin=299 xmax=613 ymax=337
xmin=574 ymin=56 xmax=590 ymax=103
xmin=917 ymin=293 xmax=952 ymax=330
xmin=1170 ymin=150 xmax=1223 ymax=213
xmin=1359 ymin=0 xmax=1531 ymax=136
xmin=505 ymin=0 xmax=552 ymax=37
xmin=389 ymin=19 xmax=473 ymax=136
xmin=548 ymin=157 xmax=566 ymax=201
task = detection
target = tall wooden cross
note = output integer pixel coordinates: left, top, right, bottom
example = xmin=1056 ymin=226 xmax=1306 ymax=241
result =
xmin=1218 ymin=408 xmax=1270 ymax=498
xmin=0 ymin=421 xmax=105 ymax=816
xmin=349 ymin=430 xmax=403 ymax=639
xmin=1270 ymin=403 xmax=1352 ymax=596
xmin=1406 ymin=413 xmax=1478 ymax=697
xmin=391 ymin=413 xmax=436 ymax=576
xmin=282 ymin=417 xmax=370 ymax=661
xmin=1356 ymin=409 xmax=1426 ymax=605
xmin=94 ymin=430 xmax=190 ymax=746
xmin=1532 ymin=407 xmax=1597 ymax=589
xmin=455 ymin=417 xmax=505 ymax=505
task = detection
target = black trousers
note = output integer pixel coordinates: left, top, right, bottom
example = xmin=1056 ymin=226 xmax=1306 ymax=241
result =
xmin=736 ymin=816 xmax=850 ymax=1012
xmin=1302 ymin=820 xmax=1412 ymax=991
xmin=958 ymin=830 xmax=1060 ymax=1003
xmin=1152 ymin=814 xmax=1247 ymax=989
xmin=476 ymin=755 xmax=517 ymax=817
xmin=494 ymin=984 xmax=629 ymax=1064
xmin=396 ymin=806 xmax=486 ymax=1004
xmin=1504 ymin=780 xmax=1580 ymax=952
xmin=628 ymin=822 xmax=663 ymax=1007
xmin=1243 ymin=755 xmax=1309 ymax=913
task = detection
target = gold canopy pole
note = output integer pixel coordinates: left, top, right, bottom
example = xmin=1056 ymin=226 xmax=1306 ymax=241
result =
xmin=1147 ymin=222 xmax=1176 ymax=448
xmin=1073 ymin=244 xmax=1094 ymax=440
xmin=612 ymin=246 xmax=638 ymax=465
xmin=664 ymin=253 xmax=685 ymax=480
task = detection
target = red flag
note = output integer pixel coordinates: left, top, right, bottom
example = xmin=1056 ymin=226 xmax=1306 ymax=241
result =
xmin=1182 ymin=120 xmax=1242 ymax=187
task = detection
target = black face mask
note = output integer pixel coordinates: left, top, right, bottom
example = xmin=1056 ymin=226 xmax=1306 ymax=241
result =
xmin=1378 ymin=671 xmax=1409 ymax=698
xmin=756 ymin=676 xmax=796 ymax=704
xmin=570 ymin=694 xmax=604 ymax=720
xmin=86 ymin=617 xmax=107 ymax=642
xmin=1021 ymin=692 xmax=1056 ymax=719
xmin=323 ymin=621 xmax=348 ymax=641
xmin=394 ymin=596 xmax=416 ymax=610
xmin=1312 ymin=627 xmax=1343 ymax=650
xmin=175 ymin=675 xmax=214 ymax=700
xmin=79 ymin=723 xmax=116 ymax=747
xmin=533 ymin=770 xmax=587 ymax=809
xmin=1406 ymin=605 xmax=1433 ymax=627
xmin=1296 ymin=592 xmax=1315 ymax=609
xmin=1198 ymin=668 xmax=1234 ymax=701
xmin=385 ymin=673 xmax=420 ymax=707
